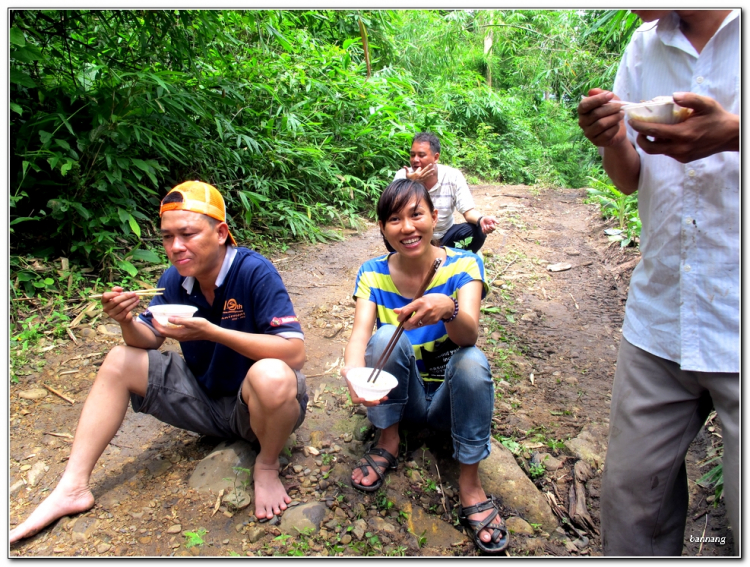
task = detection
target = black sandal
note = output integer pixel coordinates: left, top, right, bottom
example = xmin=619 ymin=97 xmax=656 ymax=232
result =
xmin=458 ymin=496 xmax=510 ymax=554
xmin=350 ymin=443 xmax=398 ymax=493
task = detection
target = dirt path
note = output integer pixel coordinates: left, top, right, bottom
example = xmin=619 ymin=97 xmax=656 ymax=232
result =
xmin=9 ymin=185 xmax=731 ymax=557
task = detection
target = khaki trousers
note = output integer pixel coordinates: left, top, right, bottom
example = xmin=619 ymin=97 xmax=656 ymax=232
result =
xmin=601 ymin=339 xmax=739 ymax=556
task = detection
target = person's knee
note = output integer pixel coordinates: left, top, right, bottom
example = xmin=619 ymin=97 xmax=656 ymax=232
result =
xmin=446 ymin=347 xmax=491 ymax=384
xmin=244 ymin=359 xmax=297 ymax=409
xmin=370 ymin=325 xmax=410 ymax=357
xmin=98 ymin=345 xmax=149 ymax=389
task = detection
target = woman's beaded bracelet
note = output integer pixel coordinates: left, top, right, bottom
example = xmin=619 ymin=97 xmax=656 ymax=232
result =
xmin=442 ymin=297 xmax=459 ymax=323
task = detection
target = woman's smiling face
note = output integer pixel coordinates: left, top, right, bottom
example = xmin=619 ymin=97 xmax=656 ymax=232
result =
xmin=379 ymin=196 xmax=437 ymax=255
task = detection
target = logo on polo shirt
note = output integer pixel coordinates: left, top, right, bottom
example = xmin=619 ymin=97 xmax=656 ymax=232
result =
xmin=222 ymin=298 xmax=245 ymax=322
xmin=270 ymin=315 xmax=299 ymax=327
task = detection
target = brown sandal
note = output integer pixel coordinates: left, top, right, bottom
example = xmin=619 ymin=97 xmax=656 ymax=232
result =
xmin=458 ymin=496 xmax=510 ymax=554
xmin=350 ymin=443 xmax=398 ymax=493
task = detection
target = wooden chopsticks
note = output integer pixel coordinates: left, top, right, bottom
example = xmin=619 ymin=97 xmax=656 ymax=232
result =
xmin=88 ymin=288 xmax=165 ymax=300
xmin=368 ymin=258 xmax=443 ymax=384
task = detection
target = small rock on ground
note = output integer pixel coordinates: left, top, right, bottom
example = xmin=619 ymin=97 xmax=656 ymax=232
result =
xmin=278 ymin=501 xmax=327 ymax=534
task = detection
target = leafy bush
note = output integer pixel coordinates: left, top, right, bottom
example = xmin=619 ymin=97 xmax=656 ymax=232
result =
xmin=11 ymin=8 xmax=636 ymax=280
xmin=586 ymin=173 xmax=640 ymax=247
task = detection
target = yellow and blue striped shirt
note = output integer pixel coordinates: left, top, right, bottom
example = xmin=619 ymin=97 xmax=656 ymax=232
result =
xmin=353 ymin=247 xmax=489 ymax=382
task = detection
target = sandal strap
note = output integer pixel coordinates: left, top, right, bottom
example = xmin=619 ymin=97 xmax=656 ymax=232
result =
xmin=365 ymin=445 xmax=398 ymax=469
xmin=459 ymin=497 xmax=495 ymax=518
xmin=357 ymin=453 xmax=386 ymax=482
xmin=460 ymin=497 xmax=507 ymax=545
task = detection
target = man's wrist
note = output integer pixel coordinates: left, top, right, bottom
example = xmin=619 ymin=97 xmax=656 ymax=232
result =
xmin=720 ymin=113 xmax=740 ymax=153
xmin=476 ymin=215 xmax=484 ymax=227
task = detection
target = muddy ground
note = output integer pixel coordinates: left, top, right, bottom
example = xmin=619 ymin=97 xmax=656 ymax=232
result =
xmin=9 ymin=184 xmax=732 ymax=557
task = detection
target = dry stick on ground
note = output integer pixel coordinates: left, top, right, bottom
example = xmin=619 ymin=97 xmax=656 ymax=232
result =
xmin=569 ymin=293 xmax=579 ymax=310
xmin=491 ymin=256 xmax=519 ymax=281
xmin=697 ymin=514 xmax=709 ymax=555
xmin=568 ymin=460 xmax=599 ymax=535
xmin=66 ymin=328 xmax=78 ymax=345
xmin=435 ymin=463 xmax=448 ymax=516
xmin=43 ymin=384 xmax=75 ymax=405
xmin=43 ymin=431 xmax=74 ymax=439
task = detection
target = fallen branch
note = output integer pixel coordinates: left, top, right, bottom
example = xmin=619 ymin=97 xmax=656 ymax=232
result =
xmin=58 ymin=370 xmax=80 ymax=376
xmin=212 ymin=489 xmax=225 ymax=517
xmin=569 ymin=293 xmax=579 ymax=310
xmin=43 ymin=384 xmax=75 ymax=405
xmin=66 ymin=328 xmax=79 ymax=344
xmin=44 ymin=431 xmax=74 ymax=439
xmin=495 ymin=256 xmax=519 ymax=279
xmin=568 ymin=460 xmax=599 ymax=535
xmin=697 ymin=514 xmax=709 ymax=555
xmin=492 ymin=193 xmax=530 ymax=199
xmin=435 ymin=463 xmax=448 ymax=516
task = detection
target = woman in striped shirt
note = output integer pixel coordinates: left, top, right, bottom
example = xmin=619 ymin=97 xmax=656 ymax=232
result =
xmin=341 ymin=178 xmax=508 ymax=554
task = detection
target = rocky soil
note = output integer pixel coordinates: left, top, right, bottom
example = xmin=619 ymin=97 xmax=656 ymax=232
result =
xmin=9 ymin=185 xmax=733 ymax=557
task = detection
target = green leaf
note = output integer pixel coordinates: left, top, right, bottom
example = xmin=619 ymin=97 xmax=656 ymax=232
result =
xmin=60 ymin=160 xmax=73 ymax=177
xmin=131 ymin=249 xmax=162 ymax=263
xmin=47 ymin=154 xmax=61 ymax=170
xmin=10 ymin=68 xmax=36 ymax=88
xmin=58 ymin=113 xmax=75 ymax=136
xmin=117 ymin=259 xmax=138 ymax=277
xmin=55 ymin=139 xmax=71 ymax=151
xmin=10 ymin=216 xmax=39 ymax=226
xmin=9 ymin=27 xmax=26 ymax=46
xmin=131 ymin=158 xmax=153 ymax=173
xmin=70 ymin=202 xmax=91 ymax=220
xmin=128 ymin=215 xmax=142 ymax=238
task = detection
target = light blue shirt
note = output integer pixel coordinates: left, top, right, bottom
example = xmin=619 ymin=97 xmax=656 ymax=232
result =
xmin=613 ymin=11 xmax=739 ymax=372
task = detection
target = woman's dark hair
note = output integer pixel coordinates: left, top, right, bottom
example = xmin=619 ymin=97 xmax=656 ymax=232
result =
xmin=377 ymin=178 xmax=434 ymax=224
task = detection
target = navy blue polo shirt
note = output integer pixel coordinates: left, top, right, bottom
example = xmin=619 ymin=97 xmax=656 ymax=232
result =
xmin=138 ymin=246 xmax=304 ymax=398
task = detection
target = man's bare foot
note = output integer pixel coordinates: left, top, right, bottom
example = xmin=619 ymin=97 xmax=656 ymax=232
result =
xmin=10 ymin=481 xmax=94 ymax=544
xmin=253 ymin=460 xmax=291 ymax=520
xmin=351 ymin=427 xmax=399 ymax=488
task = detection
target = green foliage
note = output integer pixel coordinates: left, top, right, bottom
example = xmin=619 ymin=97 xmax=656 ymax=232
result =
xmin=11 ymin=8 xmax=638 ymax=282
xmin=529 ymin=462 xmax=546 ymax=479
xmin=184 ymin=528 xmax=207 ymax=549
xmin=697 ymin=441 xmax=724 ymax=503
xmin=586 ymin=173 xmax=640 ymax=246
xmin=499 ymin=436 xmax=522 ymax=456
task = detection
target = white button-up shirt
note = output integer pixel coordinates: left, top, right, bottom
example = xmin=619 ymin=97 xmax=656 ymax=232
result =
xmin=612 ymin=11 xmax=739 ymax=372
xmin=394 ymin=164 xmax=475 ymax=240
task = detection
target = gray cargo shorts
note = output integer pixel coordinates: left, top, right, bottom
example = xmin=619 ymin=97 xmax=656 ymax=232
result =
xmin=130 ymin=350 xmax=307 ymax=442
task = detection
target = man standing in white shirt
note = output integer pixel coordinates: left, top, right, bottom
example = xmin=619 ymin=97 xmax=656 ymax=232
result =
xmin=577 ymin=10 xmax=739 ymax=556
xmin=392 ymin=132 xmax=498 ymax=253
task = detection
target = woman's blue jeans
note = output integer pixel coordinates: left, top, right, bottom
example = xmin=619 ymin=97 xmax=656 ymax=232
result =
xmin=365 ymin=324 xmax=494 ymax=465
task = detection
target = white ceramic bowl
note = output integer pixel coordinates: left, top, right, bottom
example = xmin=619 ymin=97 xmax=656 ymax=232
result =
xmin=148 ymin=304 xmax=198 ymax=327
xmin=346 ymin=367 xmax=399 ymax=402
xmin=624 ymin=98 xmax=691 ymax=124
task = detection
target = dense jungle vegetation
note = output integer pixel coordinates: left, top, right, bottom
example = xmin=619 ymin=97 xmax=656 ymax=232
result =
xmin=9 ymin=9 xmax=640 ymax=329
